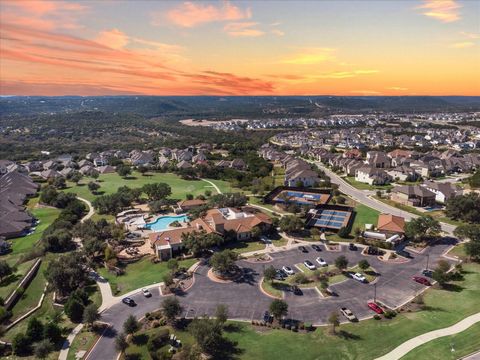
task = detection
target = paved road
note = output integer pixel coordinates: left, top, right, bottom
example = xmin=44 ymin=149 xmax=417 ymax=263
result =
xmin=313 ymin=162 xmax=457 ymax=235
xmin=87 ymin=239 xmax=456 ymax=360
xmin=376 ymin=311 xmax=480 ymax=360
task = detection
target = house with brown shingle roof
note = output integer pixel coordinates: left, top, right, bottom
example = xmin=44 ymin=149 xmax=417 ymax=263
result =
xmin=377 ymin=214 xmax=405 ymax=234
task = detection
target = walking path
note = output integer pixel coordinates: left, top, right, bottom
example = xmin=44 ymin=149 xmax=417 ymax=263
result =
xmin=201 ymin=178 xmax=222 ymax=194
xmin=375 ymin=312 xmax=480 ymax=360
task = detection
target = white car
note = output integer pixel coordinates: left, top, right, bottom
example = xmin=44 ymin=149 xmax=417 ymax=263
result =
xmin=352 ymin=273 xmax=366 ymax=283
xmin=142 ymin=288 xmax=152 ymax=297
xmin=316 ymin=257 xmax=327 ymax=267
xmin=260 ymin=236 xmax=271 ymax=244
xmin=304 ymin=260 xmax=316 ymax=270
xmin=282 ymin=266 xmax=294 ymax=276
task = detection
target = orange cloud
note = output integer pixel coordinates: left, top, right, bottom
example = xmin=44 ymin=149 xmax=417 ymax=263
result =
xmin=161 ymin=1 xmax=251 ymax=28
xmin=281 ymin=48 xmax=336 ymax=65
xmin=417 ymin=0 xmax=461 ymax=23
xmin=386 ymin=86 xmax=408 ymax=91
xmin=95 ymin=29 xmax=129 ymax=50
xmin=350 ymin=90 xmax=381 ymax=95
xmin=224 ymin=22 xmax=264 ymax=37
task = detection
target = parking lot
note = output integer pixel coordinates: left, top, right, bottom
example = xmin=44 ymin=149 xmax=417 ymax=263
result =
xmin=87 ymin=238 xmax=457 ymax=360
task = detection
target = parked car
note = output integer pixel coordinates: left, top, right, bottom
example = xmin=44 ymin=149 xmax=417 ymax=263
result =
xmin=291 ymin=285 xmax=303 ymax=295
xmin=263 ymin=311 xmax=272 ymax=323
xmin=325 ymin=287 xmax=337 ymax=296
xmin=352 ymin=272 xmax=366 ymax=283
xmin=122 ymin=297 xmax=135 ymax=306
xmin=368 ymin=302 xmax=384 ymax=314
xmin=367 ymin=246 xmax=382 ymax=255
xmin=349 ymin=243 xmax=357 ymax=251
xmin=412 ymin=276 xmax=431 ymax=286
xmin=282 ymin=266 xmax=294 ymax=275
xmin=299 ymin=246 xmax=308 ymax=253
xmin=422 ymin=269 xmax=433 ymax=278
xmin=340 ymin=307 xmax=357 ymax=321
xmin=311 ymin=244 xmax=322 ymax=252
xmin=396 ymin=249 xmax=412 ymax=258
xmin=275 ymin=269 xmax=286 ymax=280
xmin=260 ymin=236 xmax=271 ymax=244
xmin=142 ymin=288 xmax=151 ymax=297
xmin=316 ymin=257 xmax=327 ymax=267
xmin=304 ymin=260 xmax=316 ymax=270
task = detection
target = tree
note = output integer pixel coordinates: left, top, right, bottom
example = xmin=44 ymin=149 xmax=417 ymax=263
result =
xmin=469 ymin=169 xmax=480 ymax=189
xmin=116 ymin=164 xmax=131 ymax=178
xmin=83 ymin=303 xmax=100 ymax=328
xmin=445 ymin=193 xmax=480 ymax=224
xmin=358 ymin=260 xmax=370 ymax=271
xmin=310 ymin=228 xmax=321 ymax=241
xmin=404 ymin=216 xmax=441 ymax=242
xmin=188 ymin=317 xmax=223 ymax=355
xmin=167 ymin=258 xmax=179 ymax=274
xmin=186 ymin=193 xmax=194 ymax=200
xmin=182 ymin=231 xmax=224 ymax=256
xmin=210 ymin=250 xmax=238 ymax=275
xmin=33 ymin=339 xmax=53 ymax=359
xmin=43 ymin=322 xmax=62 ymax=344
xmin=142 ymin=183 xmax=172 ymax=201
xmin=64 ymin=297 xmax=85 ymax=323
xmin=269 ymin=299 xmax=288 ymax=320
xmin=123 ymin=315 xmax=139 ymax=335
xmin=162 ymin=297 xmax=182 ymax=324
xmin=137 ymin=165 xmax=148 ymax=176
xmin=163 ymin=272 xmax=174 ymax=289
xmin=214 ymin=304 xmax=228 ymax=325
xmin=263 ymin=266 xmax=277 ymax=284
xmin=337 ymin=226 xmax=350 ymax=238
xmin=12 ymin=333 xmax=31 ymax=356
xmin=26 ymin=317 xmax=44 ymax=341
xmin=45 ymin=252 xmax=88 ymax=297
xmin=433 ymin=260 xmax=451 ymax=287
xmin=251 ymin=226 xmax=262 ymax=239
xmin=335 ymin=255 xmax=349 ymax=271
xmin=278 ymin=215 xmax=304 ymax=234
xmin=454 ymin=224 xmax=480 ymax=260
xmin=88 ymin=181 xmax=100 ymax=194
xmin=328 ymin=311 xmax=340 ymax=334
xmin=70 ymin=171 xmax=83 ymax=185
xmin=0 ymin=261 xmax=13 ymax=282
xmin=115 ymin=332 xmax=129 ymax=352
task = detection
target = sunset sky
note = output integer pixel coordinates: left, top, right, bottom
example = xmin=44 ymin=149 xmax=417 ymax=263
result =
xmin=1 ymin=0 xmax=479 ymax=96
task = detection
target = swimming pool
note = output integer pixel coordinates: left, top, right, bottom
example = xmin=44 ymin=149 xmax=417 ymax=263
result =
xmin=145 ymin=215 xmax=189 ymax=231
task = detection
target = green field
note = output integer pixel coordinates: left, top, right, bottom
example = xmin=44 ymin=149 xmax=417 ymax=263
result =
xmin=63 ymin=172 xmax=232 ymax=202
xmin=401 ymin=322 xmax=480 ymax=360
xmin=97 ymin=256 xmax=197 ymax=295
xmin=351 ymin=204 xmax=380 ymax=231
xmin=0 ymin=259 xmax=35 ymax=300
xmin=221 ymin=240 xmax=266 ymax=254
xmin=225 ymin=262 xmax=480 ymax=360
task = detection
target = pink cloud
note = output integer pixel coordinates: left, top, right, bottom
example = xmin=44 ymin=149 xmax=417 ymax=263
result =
xmin=224 ymin=22 xmax=264 ymax=37
xmin=161 ymin=1 xmax=251 ymax=28
xmin=416 ymin=0 xmax=462 ymax=23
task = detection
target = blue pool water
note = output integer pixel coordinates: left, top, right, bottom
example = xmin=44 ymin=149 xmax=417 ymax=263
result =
xmin=145 ymin=215 xmax=189 ymax=231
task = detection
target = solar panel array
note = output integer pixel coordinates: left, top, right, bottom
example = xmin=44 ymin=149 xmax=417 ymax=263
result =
xmin=312 ymin=209 xmax=350 ymax=229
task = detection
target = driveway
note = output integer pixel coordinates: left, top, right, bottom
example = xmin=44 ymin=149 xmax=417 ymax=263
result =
xmin=87 ymin=239 xmax=457 ymax=360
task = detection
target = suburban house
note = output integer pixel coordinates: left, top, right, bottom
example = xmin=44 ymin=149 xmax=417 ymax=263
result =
xmin=285 ymin=169 xmax=320 ymax=187
xmin=355 ymin=166 xmax=392 ymax=185
xmin=421 ymin=181 xmax=462 ymax=204
xmin=366 ymin=151 xmax=391 ymax=168
xmin=93 ymin=157 xmax=108 ymax=167
xmin=149 ymin=207 xmax=272 ymax=260
xmin=386 ymin=166 xmax=421 ymax=182
xmin=390 ymin=185 xmax=436 ymax=207
xmin=0 ymin=172 xmax=39 ymax=239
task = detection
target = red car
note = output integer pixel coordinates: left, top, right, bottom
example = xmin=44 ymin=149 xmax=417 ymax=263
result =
xmin=412 ymin=276 xmax=431 ymax=286
xmin=368 ymin=302 xmax=384 ymax=314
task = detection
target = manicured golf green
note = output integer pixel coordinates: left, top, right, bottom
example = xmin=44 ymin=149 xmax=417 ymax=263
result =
xmin=97 ymin=256 xmax=197 ymax=295
xmin=63 ymin=172 xmax=232 ymax=202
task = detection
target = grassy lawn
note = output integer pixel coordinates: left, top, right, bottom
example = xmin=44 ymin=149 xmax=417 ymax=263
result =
xmin=401 ymin=322 xmax=480 ymax=360
xmin=123 ymin=325 xmax=195 ymax=360
xmin=221 ymin=240 xmax=266 ymax=254
xmin=63 ymin=172 xmax=232 ymax=202
xmin=97 ymin=256 xmax=197 ymax=295
xmin=248 ymin=196 xmax=289 ymax=215
xmin=261 ymin=279 xmax=290 ymax=298
xmin=224 ymin=262 xmax=480 ymax=360
xmin=0 ymin=259 xmax=35 ymax=300
xmin=344 ymin=176 xmax=393 ymax=191
xmin=347 ymin=265 xmax=377 ymax=283
xmin=66 ymin=326 xmax=101 ymax=360
xmin=271 ymin=237 xmax=288 ymax=248
xmin=351 ymin=204 xmax=380 ymax=232
xmin=375 ymin=197 xmax=424 ymax=216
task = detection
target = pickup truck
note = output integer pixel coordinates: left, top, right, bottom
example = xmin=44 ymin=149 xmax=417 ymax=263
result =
xmin=340 ymin=307 xmax=357 ymax=321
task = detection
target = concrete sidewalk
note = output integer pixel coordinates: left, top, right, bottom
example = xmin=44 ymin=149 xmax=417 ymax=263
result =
xmin=376 ymin=312 xmax=480 ymax=360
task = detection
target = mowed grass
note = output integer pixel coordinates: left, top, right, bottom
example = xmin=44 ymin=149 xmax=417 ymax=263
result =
xmin=0 ymin=259 xmax=35 ymax=299
xmin=344 ymin=176 xmax=393 ymax=191
xmin=225 ymin=262 xmax=480 ymax=360
xmin=63 ymin=172 xmax=232 ymax=202
xmin=401 ymin=322 xmax=480 ymax=360
xmin=351 ymin=204 xmax=380 ymax=232
xmin=97 ymin=256 xmax=197 ymax=295
xmin=220 ymin=240 xmax=266 ymax=254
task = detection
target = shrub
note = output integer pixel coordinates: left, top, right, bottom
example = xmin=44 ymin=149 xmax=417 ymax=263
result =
xmin=147 ymin=329 xmax=170 ymax=354
xmin=12 ymin=333 xmax=31 ymax=355
xmin=373 ymin=314 xmax=381 ymax=320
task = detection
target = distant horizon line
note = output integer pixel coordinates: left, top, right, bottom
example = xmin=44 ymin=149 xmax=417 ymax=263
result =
xmin=1 ymin=94 xmax=479 ymax=98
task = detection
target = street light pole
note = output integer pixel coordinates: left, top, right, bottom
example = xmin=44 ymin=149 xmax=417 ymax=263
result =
xmin=374 ymin=283 xmax=377 ymax=303
xmin=426 ymin=253 xmax=430 ymax=270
